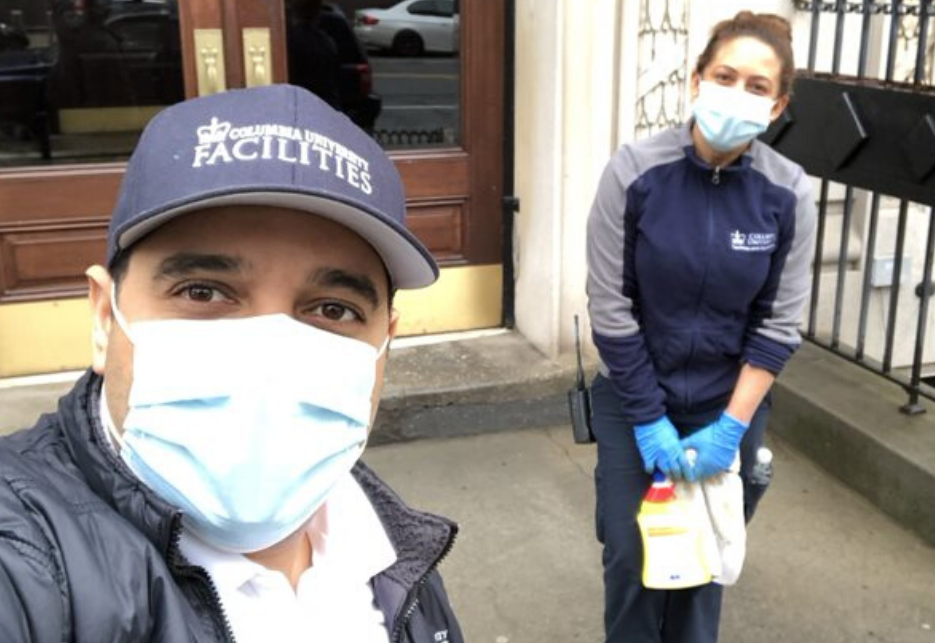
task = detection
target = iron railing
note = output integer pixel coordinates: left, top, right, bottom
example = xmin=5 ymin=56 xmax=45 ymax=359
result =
xmin=788 ymin=1 xmax=935 ymax=412
xmin=372 ymin=127 xmax=446 ymax=148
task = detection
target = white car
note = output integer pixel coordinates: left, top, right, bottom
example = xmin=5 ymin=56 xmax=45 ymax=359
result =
xmin=354 ymin=0 xmax=459 ymax=57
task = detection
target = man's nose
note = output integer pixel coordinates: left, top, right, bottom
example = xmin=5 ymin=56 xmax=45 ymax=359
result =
xmin=248 ymin=295 xmax=301 ymax=320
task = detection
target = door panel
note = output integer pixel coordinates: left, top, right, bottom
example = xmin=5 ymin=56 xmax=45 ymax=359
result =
xmin=0 ymin=165 xmax=119 ymax=301
xmin=0 ymin=0 xmax=504 ymax=376
xmin=1 ymin=225 xmax=106 ymax=300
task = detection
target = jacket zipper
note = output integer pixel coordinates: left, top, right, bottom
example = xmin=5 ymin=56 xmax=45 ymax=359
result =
xmin=685 ymin=169 xmax=720 ymax=410
xmin=391 ymin=526 xmax=459 ymax=643
xmin=166 ymin=515 xmax=238 ymax=643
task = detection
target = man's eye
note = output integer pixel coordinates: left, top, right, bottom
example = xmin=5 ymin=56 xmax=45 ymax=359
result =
xmin=314 ymin=302 xmax=361 ymax=322
xmin=181 ymin=284 xmax=225 ymax=303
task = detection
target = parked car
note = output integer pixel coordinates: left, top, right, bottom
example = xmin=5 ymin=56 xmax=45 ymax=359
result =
xmin=99 ymin=8 xmax=184 ymax=106
xmin=48 ymin=0 xmax=183 ymax=108
xmin=354 ymin=0 xmax=458 ymax=57
xmin=0 ymin=21 xmax=29 ymax=52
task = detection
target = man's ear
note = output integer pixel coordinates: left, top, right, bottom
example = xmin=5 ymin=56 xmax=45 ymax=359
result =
xmin=388 ymin=307 xmax=400 ymax=342
xmin=86 ymin=265 xmax=114 ymax=375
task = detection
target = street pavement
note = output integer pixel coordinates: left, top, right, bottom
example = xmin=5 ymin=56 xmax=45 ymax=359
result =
xmin=370 ymin=56 xmax=459 ymax=135
xmin=365 ymin=425 xmax=935 ymax=643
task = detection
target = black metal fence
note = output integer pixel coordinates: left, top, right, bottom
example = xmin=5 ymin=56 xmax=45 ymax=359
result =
xmin=776 ymin=1 xmax=935 ymax=412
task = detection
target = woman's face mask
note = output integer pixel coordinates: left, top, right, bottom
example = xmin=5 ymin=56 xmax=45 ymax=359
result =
xmin=692 ymin=81 xmax=776 ymax=153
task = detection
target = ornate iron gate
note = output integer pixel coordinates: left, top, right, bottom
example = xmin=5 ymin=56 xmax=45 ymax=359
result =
xmin=765 ymin=0 xmax=935 ymax=413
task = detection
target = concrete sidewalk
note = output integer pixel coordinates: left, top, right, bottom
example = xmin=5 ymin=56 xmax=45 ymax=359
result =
xmin=366 ymin=425 xmax=935 ymax=643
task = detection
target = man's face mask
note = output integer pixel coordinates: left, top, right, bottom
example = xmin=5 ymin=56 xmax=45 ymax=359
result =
xmin=108 ymin=286 xmax=387 ymax=553
xmin=692 ymin=80 xmax=776 ymax=153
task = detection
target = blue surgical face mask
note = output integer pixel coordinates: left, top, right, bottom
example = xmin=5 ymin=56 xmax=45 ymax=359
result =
xmin=108 ymin=289 xmax=387 ymax=553
xmin=692 ymin=81 xmax=776 ymax=153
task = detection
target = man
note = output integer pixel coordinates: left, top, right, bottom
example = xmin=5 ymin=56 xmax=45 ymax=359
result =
xmin=0 ymin=84 xmax=463 ymax=643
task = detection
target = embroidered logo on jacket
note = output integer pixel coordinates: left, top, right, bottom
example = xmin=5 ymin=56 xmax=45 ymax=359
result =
xmin=730 ymin=230 xmax=777 ymax=253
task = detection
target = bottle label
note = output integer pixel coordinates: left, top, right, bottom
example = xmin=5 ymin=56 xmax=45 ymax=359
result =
xmin=638 ymin=501 xmax=713 ymax=589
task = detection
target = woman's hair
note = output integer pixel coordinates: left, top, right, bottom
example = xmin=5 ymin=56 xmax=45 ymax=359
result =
xmin=694 ymin=11 xmax=795 ymax=97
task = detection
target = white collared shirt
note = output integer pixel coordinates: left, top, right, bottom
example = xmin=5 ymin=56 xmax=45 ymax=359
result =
xmin=99 ymin=392 xmax=397 ymax=643
xmin=180 ymin=474 xmax=398 ymax=643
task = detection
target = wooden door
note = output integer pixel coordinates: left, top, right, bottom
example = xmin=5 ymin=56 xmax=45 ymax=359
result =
xmin=0 ymin=0 xmax=504 ymax=376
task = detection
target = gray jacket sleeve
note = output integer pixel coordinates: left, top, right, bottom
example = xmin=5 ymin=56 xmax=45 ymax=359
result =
xmin=744 ymin=164 xmax=817 ymax=372
xmin=586 ymin=149 xmax=668 ymax=425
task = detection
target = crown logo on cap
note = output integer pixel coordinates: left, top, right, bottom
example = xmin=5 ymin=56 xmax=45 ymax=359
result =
xmin=197 ymin=117 xmax=231 ymax=145
xmin=731 ymin=230 xmax=746 ymax=245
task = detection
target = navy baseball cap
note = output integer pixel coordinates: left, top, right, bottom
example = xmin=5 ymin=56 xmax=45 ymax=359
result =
xmin=108 ymin=84 xmax=438 ymax=289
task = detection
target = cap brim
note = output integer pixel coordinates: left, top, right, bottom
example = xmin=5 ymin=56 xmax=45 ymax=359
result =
xmin=115 ymin=191 xmax=439 ymax=289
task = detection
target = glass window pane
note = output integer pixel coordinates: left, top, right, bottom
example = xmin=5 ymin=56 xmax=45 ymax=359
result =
xmin=407 ymin=1 xmax=435 ymax=16
xmin=0 ymin=0 xmax=182 ymax=168
xmin=285 ymin=0 xmax=460 ymax=151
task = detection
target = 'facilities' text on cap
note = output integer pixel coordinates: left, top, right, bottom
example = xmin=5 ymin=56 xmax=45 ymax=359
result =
xmin=107 ymin=84 xmax=438 ymax=289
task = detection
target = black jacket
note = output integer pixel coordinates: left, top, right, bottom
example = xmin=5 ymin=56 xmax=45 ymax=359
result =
xmin=0 ymin=371 xmax=463 ymax=643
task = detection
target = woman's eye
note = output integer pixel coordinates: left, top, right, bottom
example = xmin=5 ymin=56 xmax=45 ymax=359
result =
xmin=315 ymin=302 xmax=361 ymax=322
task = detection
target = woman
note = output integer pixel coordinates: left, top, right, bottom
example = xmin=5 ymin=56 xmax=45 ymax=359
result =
xmin=585 ymin=12 xmax=816 ymax=643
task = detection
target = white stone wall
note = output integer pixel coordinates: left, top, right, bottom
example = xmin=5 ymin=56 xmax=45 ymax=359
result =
xmin=513 ymin=0 xmax=620 ymax=358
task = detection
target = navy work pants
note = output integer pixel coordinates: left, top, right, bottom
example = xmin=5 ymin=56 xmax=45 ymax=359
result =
xmin=590 ymin=374 xmax=771 ymax=643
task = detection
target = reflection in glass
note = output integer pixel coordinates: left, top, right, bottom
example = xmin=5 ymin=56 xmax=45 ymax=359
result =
xmin=0 ymin=0 xmax=182 ymax=168
xmin=286 ymin=0 xmax=460 ymax=151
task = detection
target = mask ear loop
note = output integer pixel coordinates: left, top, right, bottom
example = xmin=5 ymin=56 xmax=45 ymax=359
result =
xmin=102 ymin=284 xmax=133 ymax=450
xmin=375 ymin=335 xmax=390 ymax=360
xmin=360 ymin=334 xmax=392 ymax=444
xmin=99 ymin=384 xmax=126 ymax=450
xmin=109 ymin=283 xmax=135 ymax=344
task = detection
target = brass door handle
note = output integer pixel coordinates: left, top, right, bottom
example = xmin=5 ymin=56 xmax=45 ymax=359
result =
xmin=243 ymin=28 xmax=272 ymax=87
xmin=194 ymin=29 xmax=227 ymax=96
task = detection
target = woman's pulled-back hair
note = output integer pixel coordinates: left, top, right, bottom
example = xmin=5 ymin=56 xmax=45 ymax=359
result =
xmin=695 ymin=11 xmax=795 ymax=97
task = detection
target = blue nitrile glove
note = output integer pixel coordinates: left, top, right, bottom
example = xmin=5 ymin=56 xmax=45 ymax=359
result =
xmin=680 ymin=411 xmax=749 ymax=480
xmin=634 ymin=416 xmax=692 ymax=481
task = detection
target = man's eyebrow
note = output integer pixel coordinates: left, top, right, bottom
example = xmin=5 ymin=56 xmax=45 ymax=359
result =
xmin=153 ymin=252 xmax=247 ymax=280
xmin=312 ymin=267 xmax=381 ymax=309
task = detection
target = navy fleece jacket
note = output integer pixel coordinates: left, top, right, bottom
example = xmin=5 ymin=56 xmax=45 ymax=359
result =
xmin=586 ymin=122 xmax=817 ymax=425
